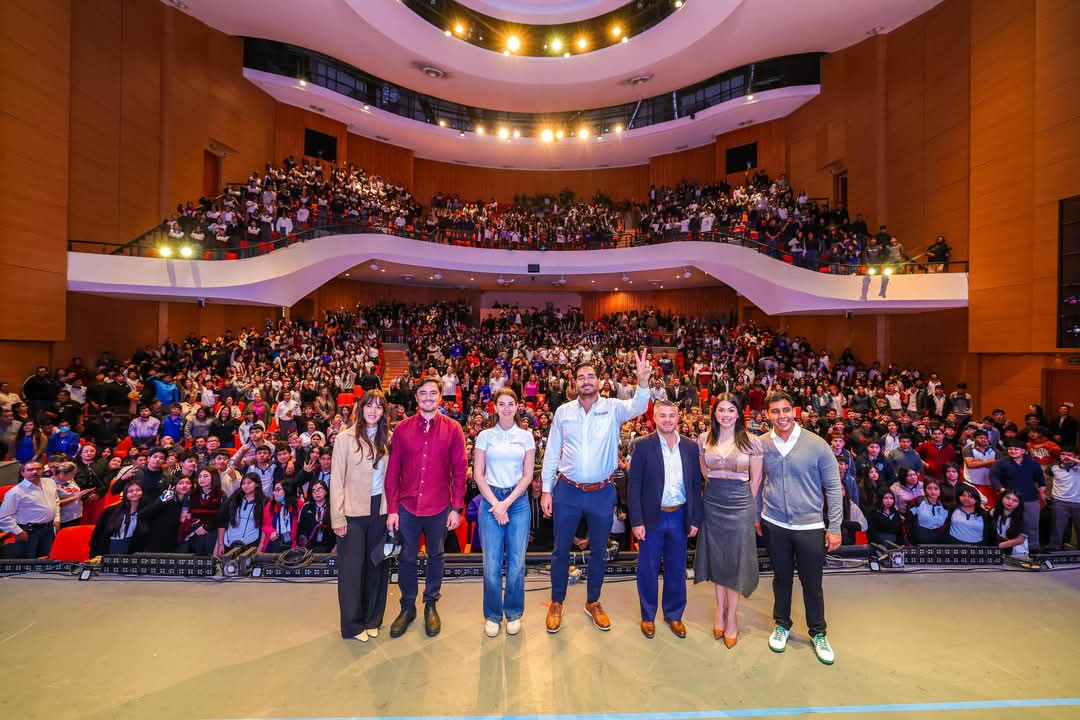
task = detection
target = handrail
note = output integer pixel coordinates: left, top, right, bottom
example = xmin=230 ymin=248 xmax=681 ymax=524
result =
xmin=68 ymin=221 xmax=968 ymax=276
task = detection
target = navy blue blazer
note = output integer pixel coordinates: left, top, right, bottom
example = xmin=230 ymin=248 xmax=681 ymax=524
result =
xmin=627 ymin=432 xmax=703 ymax=533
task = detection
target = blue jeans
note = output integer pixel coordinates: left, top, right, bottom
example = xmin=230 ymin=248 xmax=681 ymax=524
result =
xmin=636 ymin=506 xmax=688 ymax=621
xmin=478 ymin=488 xmax=530 ymax=622
xmin=397 ymin=505 xmax=449 ymax=609
xmin=551 ymin=481 xmax=616 ymax=604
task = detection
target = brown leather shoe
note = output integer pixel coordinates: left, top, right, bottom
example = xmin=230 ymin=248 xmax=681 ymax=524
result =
xmin=584 ymin=601 xmax=611 ymax=631
xmin=545 ymin=602 xmax=563 ymax=634
xmin=665 ymin=618 xmax=687 ymax=638
xmin=640 ymin=620 xmax=656 ymax=638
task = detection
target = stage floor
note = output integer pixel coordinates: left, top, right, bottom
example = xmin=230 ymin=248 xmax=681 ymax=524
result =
xmin=2 ymin=567 xmax=1079 ymax=720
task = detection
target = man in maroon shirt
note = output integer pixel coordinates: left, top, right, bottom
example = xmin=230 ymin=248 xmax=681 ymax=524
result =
xmin=386 ymin=376 xmax=467 ymax=638
xmin=915 ymin=426 xmax=958 ymax=482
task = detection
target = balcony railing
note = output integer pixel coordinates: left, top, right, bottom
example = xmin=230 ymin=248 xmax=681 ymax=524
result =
xmin=68 ymin=220 xmax=966 ymax=276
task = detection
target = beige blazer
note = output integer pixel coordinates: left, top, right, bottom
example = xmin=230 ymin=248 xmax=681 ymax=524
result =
xmin=330 ymin=425 xmax=390 ymax=528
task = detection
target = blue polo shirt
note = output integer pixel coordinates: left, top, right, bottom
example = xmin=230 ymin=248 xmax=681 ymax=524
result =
xmin=990 ymin=456 xmax=1044 ymax=502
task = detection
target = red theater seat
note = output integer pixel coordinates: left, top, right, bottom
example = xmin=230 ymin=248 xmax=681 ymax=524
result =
xmin=49 ymin=526 xmax=94 ymax=562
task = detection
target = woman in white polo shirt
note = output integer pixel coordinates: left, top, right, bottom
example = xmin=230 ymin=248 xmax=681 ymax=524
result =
xmin=473 ymin=388 xmax=536 ymax=638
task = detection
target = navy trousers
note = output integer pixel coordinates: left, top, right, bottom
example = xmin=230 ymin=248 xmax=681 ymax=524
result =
xmin=636 ymin=506 xmax=688 ymax=621
xmin=551 ymin=481 xmax=616 ymax=604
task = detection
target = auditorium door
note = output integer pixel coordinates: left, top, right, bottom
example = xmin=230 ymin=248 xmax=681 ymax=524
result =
xmin=1043 ymin=368 xmax=1080 ymax=414
xmin=203 ymin=150 xmax=221 ymax=198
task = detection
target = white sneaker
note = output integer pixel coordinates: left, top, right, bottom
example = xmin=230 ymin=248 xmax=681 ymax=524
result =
xmin=506 ymin=619 xmax=522 ymax=636
xmin=353 ymin=630 xmax=369 ymax=643
xmin=768 ymin=625 xmax=789 ymax=653
xmin=484 ymin=620 xmax=501 ymax=637
xmin=812 ymin=633 xmax=835 ymax=665
xmin=366 ymin=628 xmax=379 ymax=639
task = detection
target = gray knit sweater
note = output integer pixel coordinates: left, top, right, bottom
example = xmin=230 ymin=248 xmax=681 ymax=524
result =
xmin=760 ymin=429 xmax=843 ymax=535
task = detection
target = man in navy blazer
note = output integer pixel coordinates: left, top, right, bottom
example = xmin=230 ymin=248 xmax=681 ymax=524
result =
xmin=628 ymin=400 xmax=702 ymax=639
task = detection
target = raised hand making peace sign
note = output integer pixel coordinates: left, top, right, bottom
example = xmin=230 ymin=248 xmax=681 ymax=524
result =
xmin=634 ymin=348 xmax=653 ymax=387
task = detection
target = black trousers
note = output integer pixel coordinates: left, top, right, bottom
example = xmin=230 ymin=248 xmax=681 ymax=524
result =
xmin=764 ymin=520 xmax=827 ymax=636
xmin=336 ymin=495 xmax=390 ymax=637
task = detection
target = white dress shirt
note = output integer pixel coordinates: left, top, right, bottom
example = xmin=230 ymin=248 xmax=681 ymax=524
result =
xmin=770 ymin=423 xmax=802 ymax=457
xmin=659 ymin=434 xmax=687 ymax=507
xmin=0 ymin=478 xmax=61 ymax=534
xmin=541 ymin=386 xmax=650 ymax=492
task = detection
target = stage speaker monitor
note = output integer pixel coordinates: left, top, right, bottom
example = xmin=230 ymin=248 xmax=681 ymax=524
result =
xmin=527 ymin=264 xmax=540 ymax=273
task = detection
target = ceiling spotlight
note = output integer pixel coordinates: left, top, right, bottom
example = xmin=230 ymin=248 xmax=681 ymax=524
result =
xmin=179 ymin=245 xmax=193 ymax=258
xmin=362 ymin=104 xmax=370 ymax=110
xmin=674 ymin=0 xmax=684 ymax=7
xmin=345 ymin=273 xmax=350 ymax=277
xmin=614 ymin=124 xmax=624 ymax=134
xmin=476 ymin=126 xmax=485 ymax=135
xmin=578 ymin=127 xmax=590 ymax=139
xmin=577 ymin=36 xmax=588 ymax=51
xmin=159 ymin=246 xmax=173 ymax=257
xmin=438 ymin=119 xmax=446 ymax=127
xmin=507 ymin=35 xmax=520 ymax=52
xmin=683 ymin=269 xmax=692 ymax=278
xmin=512 ymin=129 xmax=521 ymax=138
xmin=444 ymin=29 xmax=452 ymax=37
xmin=369 ymin=261 xmax=379 ymax=270
xmin=503 ymin=50 xmax=510 ymax=56
xmin=621 ymin=36 xmax=629 ymax=44
xmin=746 ymin=94 xmax=755 ymax=101
xmin=458 ymin=131 xmax=465 ymax=137
xmin=433 ymin=272 xmax=442 ymax=280
xmin=497 ymin=127 xmax=510 ymax=139
xmin=551 ymin=38 xmax=563 ymax=52
xmin=555 ymin=129 xmax=565 ymax=139
xmin=611 ymin=25 xmax=622 ymax=38
xmin=563 ymin=51 xmax=571 ymax=58
xmin=454 ymin=22 xmax=465 ymax=36
xmin=541 ymin=129 xmax=554 ymax=143
xmin=298 ymin=79 xmax=307 ymax=87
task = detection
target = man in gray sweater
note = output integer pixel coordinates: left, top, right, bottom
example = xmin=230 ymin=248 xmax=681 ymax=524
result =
xmin=760 ymin=391 xmax=842 ymax=665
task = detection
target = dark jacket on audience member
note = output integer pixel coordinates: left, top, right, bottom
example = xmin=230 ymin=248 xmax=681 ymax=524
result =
xmin=90 ymin=504 xmax=150 ymax=557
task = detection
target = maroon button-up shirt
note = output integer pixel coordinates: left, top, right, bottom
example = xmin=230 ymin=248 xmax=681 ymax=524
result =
xmin=386 ymin=412 xmax=467 ymax=516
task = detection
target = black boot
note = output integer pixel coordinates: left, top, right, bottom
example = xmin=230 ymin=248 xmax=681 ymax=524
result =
xmin=424 ymin=602 xmax=441 ymax=637
xmin=389 ymin=606 xmax=416 ymax=638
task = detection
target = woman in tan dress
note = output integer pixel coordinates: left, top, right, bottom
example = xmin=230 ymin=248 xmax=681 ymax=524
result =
xmin=694 ymin=393 xmax=763 ymax=648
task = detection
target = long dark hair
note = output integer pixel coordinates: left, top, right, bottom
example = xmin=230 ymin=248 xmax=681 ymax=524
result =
xmin=270 ymin=479 xmax=300 ymax=515
xmin=106 ymin=481 xmax=149 ymax=535
xmin=225 ymin=472 xmax=267 ymax=526
xmin=355 ymin=389 xmax=390 ymax=467
xmin=706 ymin=392 xmax=752 ymax=453
xmin=989 ymin=489 xmax=1024 ymax=540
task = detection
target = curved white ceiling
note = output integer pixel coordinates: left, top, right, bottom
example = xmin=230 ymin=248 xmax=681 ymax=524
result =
xmin=456 ymin=0 xmax=626 ymax=24
xmin=171 ymin=0 xmax=942 ymax=113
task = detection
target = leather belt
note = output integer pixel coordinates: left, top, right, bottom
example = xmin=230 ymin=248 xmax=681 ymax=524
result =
xmin=660 ymin=505 xmax=684 ymax=513
xmin=558 ymin=474 xmax=613 ymax=493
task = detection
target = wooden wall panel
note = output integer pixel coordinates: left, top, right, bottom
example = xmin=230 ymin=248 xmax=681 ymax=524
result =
xmin=649 ymin=144 xmax=716 ymax=188
xmin=274 ymin=104 xmax=348 ymax=168
xmin=581 ymin=286 xmax=737 ymax=321
xmin=0 ymin=0 xmax=70 ymax=342
xmin=54 ymin=294 xmax=160 ymax=367
xmin=411 ymin=159 xmax=650 ymax=205
xmin=0 ymin=342 xmax=54 ymax=391
xmin=712 ymin=120 xmax=787 ymax=188
xmin=346 ymin=134 xmax=415 ymax=188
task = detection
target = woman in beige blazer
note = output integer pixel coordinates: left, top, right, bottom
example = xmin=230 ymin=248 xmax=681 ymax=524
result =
xmin=331 ymin=390 xmax=391 ymax=642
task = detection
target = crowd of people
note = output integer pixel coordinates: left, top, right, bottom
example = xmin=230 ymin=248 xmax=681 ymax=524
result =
xmin=2 ymin=302 xmax=1075 ymax=566
xmin=138 ymin=156 xmax=955 ymax=271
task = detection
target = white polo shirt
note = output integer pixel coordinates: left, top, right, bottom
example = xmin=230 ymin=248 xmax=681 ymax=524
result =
xmin=476 ymin=424 xmax=535 ymax=489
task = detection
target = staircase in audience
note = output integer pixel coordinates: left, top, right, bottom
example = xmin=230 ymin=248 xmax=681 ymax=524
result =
xmin=380 ymin=344 xmax=410 ymax=392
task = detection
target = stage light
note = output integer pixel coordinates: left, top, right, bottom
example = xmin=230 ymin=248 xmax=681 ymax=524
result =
xmin=512 ymin=129 xmax=521 ymax=138
xmin=298 ymin=79 xmax=307 ymax=87
xmin=577 ymin=37 xmax=588 ymax=51
xmin=551 ymin=38 xmax=563 ymax=53
xmin=541 ymin=129 xmax=554 ymax=143
xmin=674 ymin=0 xmax=683 ymax=7
xmin=621 ymin=36 xmax=629 ymax=44
xmin=503 ymin=50 xmax=510 ymax=56
xmin=867 ymin=266 xmax=877 ymax=275
xmin=611 ymin=25 xmax=622 ymax=38
xmin=555 ymin=129 xmax=565 ymax=139
xmin=563 ymin=51 xmax=571 ymax=58
xmin=476 ymin=126 xmax=485 ymax=135
xmin=438 ymin=119 xmax=447 ymax=127
xmin=507 ymin=35 xmax=520 ymax=53
xmin=614 ymin=124 xmax=624 ymax=134
xmin=362 ymin=104 xmax=370 ymax=111
xmin=454 ymin=22 xmax=465 ymax=36
xmin=578 ymin=127 xmax=590 ymax=139
xmin=458 ymin=130 xmax=465 ymax=137
xmin=444 ymin=29 xmax=452 ymax=37
xmin=747 ymin=94 xmax=755 ymax=101
xmin=883 ymin=266 xmax=895 ymax=276
xmin=159 ymin=246 xmax=173 ymax=257
xmin=497 ymin=127 xmax=510 ymax=139
xmin=179 ymin=245 xmax=193 ymax=258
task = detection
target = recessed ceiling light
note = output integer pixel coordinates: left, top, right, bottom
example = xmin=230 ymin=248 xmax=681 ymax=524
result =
xmin=298 ymin=79 xmax=307 ymax=86
xmin=454 ymin=22 xmax=465 ymax=36
xmin=444 ymin=29 xmax=452 ymax=37
xmin=577 ymin=37 xmax=588 ymax=51
xmin=551 ymin=38 xmax=563 ymax=52
xmin=507 ymin=35 xmax=520 ymax=52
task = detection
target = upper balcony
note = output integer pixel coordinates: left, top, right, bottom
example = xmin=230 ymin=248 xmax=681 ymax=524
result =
xmin=67 ymin=230 xmax=967 ymax=316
